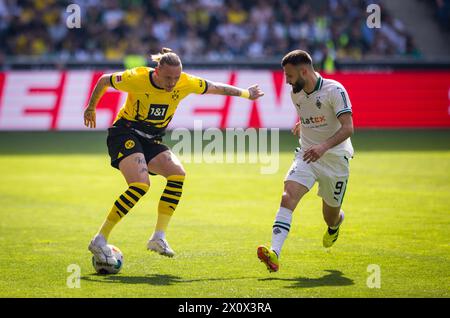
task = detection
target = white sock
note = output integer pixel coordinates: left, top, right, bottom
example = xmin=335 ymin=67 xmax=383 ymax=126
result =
xmin=151 ymin=231 xmax=165 ymax=240
xmin=93 ymin=233 xmax=107 ymax=246
xmin=271 ymin=207 xmax=293 ymax=257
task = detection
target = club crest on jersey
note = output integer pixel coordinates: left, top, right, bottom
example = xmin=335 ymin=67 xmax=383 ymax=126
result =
xmin=316 ymin=97 xmax=322 ymax=109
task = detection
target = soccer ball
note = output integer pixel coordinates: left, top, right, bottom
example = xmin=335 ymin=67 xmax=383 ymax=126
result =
xmin=91 ymin=244 xmax=123 ymax=274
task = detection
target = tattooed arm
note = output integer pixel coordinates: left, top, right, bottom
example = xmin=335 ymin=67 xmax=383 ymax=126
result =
xmin=205 ymin=81 xmax=264 ymax=100
xmin=84 ymin=74 xmax=112 ymax=128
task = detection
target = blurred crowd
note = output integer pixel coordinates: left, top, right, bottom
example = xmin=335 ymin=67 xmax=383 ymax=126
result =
xmin=430 ymin=0 xmax=450 ymax=30
xmin=0 ymin=0 xmax=421 ymax=68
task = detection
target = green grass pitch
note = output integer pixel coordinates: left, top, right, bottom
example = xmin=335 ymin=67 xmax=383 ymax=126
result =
xmin=0 ymin=130 xmax=449 ymax=297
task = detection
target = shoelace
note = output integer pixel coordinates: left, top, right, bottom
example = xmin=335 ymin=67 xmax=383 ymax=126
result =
xmin=159 ymin=239 xmax=170 ymax=250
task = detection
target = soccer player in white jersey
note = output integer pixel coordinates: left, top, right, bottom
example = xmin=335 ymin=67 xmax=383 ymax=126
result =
xmin=257 ymin=50 xmax=354 ymax=272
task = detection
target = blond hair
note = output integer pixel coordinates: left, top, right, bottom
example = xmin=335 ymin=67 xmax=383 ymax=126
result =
xmin=151 ymin=48 xmax=182 ymax=67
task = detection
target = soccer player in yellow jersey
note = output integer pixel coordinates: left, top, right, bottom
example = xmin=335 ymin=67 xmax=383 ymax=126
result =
xmin=84 ymin=48 xmax=264 ymax=265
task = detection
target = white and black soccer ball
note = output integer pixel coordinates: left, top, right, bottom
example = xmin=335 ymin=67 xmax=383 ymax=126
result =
xmin=92 ymin=244 xmax=123 ymax=274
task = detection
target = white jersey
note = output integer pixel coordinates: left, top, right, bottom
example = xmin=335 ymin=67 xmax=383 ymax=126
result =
xmin=290 ymin=74 xmax=354 ymax=157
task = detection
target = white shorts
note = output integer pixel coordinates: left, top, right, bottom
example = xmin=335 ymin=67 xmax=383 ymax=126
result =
xmin=284 ymin=148 xmax=350 ymax=207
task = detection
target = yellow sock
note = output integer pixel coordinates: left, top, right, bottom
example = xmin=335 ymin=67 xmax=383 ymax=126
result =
xmin=99 ymin=182 xmax=149 ymax=240
xmin=155 ymin=175 xmax=185 ymax=233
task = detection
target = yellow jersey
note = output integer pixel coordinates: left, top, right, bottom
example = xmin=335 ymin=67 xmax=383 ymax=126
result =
xmin=110 ymin=67 xmax=207 ymax=132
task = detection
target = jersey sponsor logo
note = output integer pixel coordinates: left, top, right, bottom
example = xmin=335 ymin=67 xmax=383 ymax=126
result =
xmin=125 ymin=140 xmax=135 ymax=149
xmin=147 ymin=104 xmax=168 ymax=120
xmin=301 ymin=116 xmax=326 ymax=126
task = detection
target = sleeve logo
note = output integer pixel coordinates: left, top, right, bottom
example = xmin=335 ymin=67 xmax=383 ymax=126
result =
xmin=125 ymin=140 xmax=135 ymax=149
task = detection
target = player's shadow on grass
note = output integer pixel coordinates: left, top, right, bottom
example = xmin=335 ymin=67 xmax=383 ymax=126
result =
xmin=259 ymin=270 xmax=354 ymax=288
xmin=81 ymin=273 xmax=184 ymax=286
xmin=81 ymin=273 xmax=256 ymax=286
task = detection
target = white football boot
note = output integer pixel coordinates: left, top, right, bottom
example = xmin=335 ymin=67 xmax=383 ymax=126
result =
xmin=88 ymin=234 xmax=118 ymax=265
xmin=147 ymin=238 xmax=175 ymax=257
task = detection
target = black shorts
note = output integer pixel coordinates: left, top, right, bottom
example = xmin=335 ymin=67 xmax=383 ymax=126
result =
xmin=107 ymin=126 xmax=169 ymax=172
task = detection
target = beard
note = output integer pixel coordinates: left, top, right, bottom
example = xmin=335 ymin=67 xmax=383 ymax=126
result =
xmin=291 ymin=78 xmax=306 ymax=93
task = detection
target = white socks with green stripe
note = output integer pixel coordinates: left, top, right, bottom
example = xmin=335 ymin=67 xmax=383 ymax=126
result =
xmin=271 ymin=207 xmax=293 ymax=257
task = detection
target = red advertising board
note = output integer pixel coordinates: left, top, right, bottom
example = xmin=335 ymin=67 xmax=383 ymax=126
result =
xmin=0 ymin=70 xmax=448 ymax=130
xmin=326 ymin=71 xmax=450 ymax=128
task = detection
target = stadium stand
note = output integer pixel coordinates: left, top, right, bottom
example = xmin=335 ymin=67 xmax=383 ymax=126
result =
xmin=429 ymin=0 xmax=450 ymax=31
xmin=0 ymin=0 xmax=423 ymax=69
